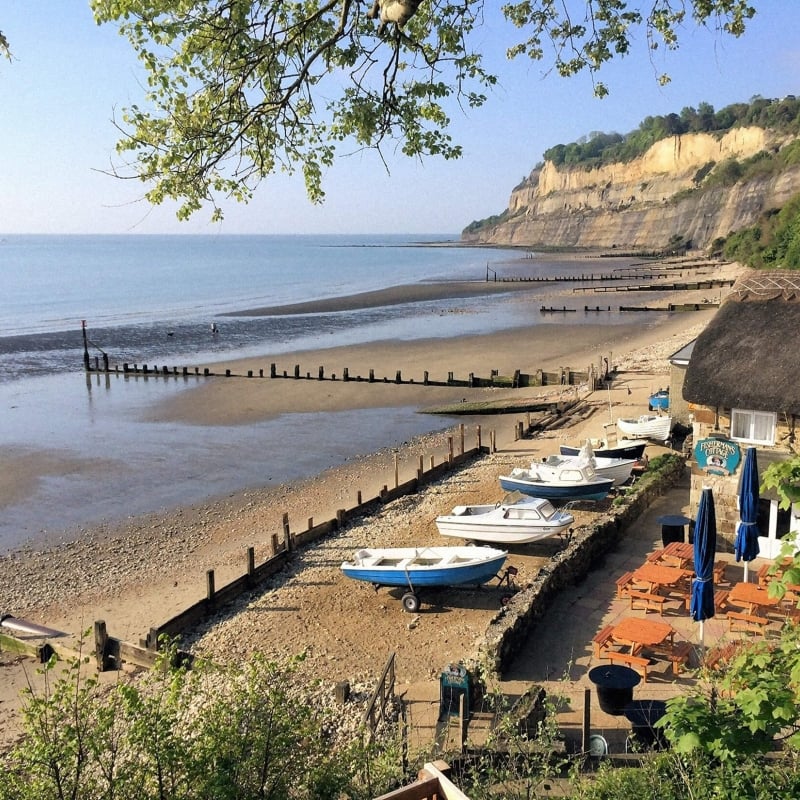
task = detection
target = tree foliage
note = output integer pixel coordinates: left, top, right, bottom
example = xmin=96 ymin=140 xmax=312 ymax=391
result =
xmin=723 ymin=188 xmax=800 ymax=268
xmin=0 ymin=646 xmax=403 ymax=800
xmin=87 ymin=1 xmax=757 ymax=220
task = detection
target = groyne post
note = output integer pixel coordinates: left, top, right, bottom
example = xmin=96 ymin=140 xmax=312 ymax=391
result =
xmin=94 ymin=619 xmax=109 ymax=671
xmin=283 ymin=513 xmax=292 ymax=552
xmin=206 ymin=570 xmax=215 ymax=602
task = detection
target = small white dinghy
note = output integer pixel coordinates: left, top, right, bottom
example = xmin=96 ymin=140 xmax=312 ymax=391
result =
xmin=616 ymin=414 xmax=672 ymax=442
xmin=435 ymin=496 xmax=574 ymax=545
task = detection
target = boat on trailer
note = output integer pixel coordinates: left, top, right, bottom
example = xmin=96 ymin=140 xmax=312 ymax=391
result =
xmin=435 ymin=496 xmax=574 ymax=545
xmin=340 ymin=545 xmax=508 ymax=612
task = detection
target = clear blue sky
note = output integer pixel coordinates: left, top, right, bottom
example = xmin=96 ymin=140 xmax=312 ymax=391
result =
xmin=1 ymin=2 xmax=799 ymax=235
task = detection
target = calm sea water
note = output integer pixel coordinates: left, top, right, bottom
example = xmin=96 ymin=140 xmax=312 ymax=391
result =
xmin=0 ymin=234 xmax=647 ymax=552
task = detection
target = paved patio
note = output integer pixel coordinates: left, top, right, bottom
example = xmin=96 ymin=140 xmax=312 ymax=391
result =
xmin=403 ymin=470 xmax=780 ymax=757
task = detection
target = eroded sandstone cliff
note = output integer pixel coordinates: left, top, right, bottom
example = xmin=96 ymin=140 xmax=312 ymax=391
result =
xmin=464 ymin=127 xmax=800 ymax=250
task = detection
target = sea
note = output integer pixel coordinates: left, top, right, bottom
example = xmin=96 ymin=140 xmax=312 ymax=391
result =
xmin=0 ymin=234 xmax=647 ymax=552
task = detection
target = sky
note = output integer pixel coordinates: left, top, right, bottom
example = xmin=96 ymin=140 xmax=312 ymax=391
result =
xmin=1 ymin=2 xmax=800 ymax=236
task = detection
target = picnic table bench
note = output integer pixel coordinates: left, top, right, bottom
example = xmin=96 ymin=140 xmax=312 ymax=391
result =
xmin=628 ymin=589 xmax=671 ymax=615
xmin=727 ymin=609 xmax=772 ymax=635
xmin=592 ymin=624 xmax=616 ymax=659
xmin=602 ymin=650 xmax=653 ymax=682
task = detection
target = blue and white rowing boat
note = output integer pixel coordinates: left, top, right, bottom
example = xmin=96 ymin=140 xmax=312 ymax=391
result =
xmin=341 ymin=545 xmax=507 ymax=612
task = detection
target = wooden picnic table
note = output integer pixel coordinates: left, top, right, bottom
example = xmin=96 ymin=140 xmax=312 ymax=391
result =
xmin=728 ymin=581 xmax=781 ymax=614
xmin=611 ymin=616 xmax=675 ymax=653
xmin=757 ymin=558 xmax=799 ymax=591
xmin=632 ymin=563 xmax=690 ymax=593
xmin=655 ymin=541 xmax=694 ymax=569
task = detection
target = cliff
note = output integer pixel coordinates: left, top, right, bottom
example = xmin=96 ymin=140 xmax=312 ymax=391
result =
xmin=463 ymin=127 xmax=800 ymax=250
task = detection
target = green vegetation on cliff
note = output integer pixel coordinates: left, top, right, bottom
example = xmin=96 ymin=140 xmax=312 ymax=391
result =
xmin=544 ymin=95 xmax=800 ymax=168
xmin=721 ymin=191 xmax=800 ymax=269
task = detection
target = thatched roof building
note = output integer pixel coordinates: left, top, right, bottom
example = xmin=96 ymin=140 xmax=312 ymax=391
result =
xmin=683 ymin=270 xmax=800 ymax=416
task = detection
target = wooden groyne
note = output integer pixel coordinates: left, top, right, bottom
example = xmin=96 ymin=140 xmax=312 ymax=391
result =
xmin=573 ymin=278 xmax=735 ymax=294
xmin=86 ymin=359 xmax=601 ymax=391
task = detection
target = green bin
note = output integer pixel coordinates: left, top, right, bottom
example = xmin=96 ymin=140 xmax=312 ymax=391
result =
xmin=439 ymin=663 xmax=471 ymax=720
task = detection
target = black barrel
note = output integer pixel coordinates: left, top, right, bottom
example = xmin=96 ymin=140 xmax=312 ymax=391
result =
xmin=588 ymin=665 xmax=641 ymax=715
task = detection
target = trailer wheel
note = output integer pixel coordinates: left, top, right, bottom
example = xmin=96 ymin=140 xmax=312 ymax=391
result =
xmin=401 ymin=592 xmax=420 ymax=613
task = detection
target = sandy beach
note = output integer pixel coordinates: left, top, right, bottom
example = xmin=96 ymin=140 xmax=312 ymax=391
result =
xmin=0 ymin=257 xmax=744 ymax=746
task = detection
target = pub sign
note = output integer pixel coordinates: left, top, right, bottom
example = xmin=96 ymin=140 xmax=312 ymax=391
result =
xmin=694 ymin=436 xmax=741 ymax=475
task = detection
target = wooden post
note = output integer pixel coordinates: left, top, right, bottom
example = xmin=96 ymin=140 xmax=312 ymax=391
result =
xmin=423 ymin=370 xmax=429 ymax=385
xmin=448 ymin=436 xmax=453 ymax=465
xmin=247 ymin=546 xmax=255 ymax=577
xmin=283 ymin=513 xmax=292 ymax=552
xmin=395 ymin=370 xmax=402 ymax=384
xmin=319 ymin=366 xmax=324 ymax=379
xmin=357 ymin=490 xmax=362 ymax=505
xmin=476 ymin=425 xmax=482 ymax=450
xmin=394 ymin=452 xmax=399 ymax=488
xmin=81 ymin=320 xmax=90 ymax=370
xmin=307 ymin=516 xmax=313 ymax=530
xmin=582 ymin=688 xmax=591 ymax=755
xmin=206 ymin=569 xmax=216 ymax=602
xmin=337 ymin=509 xmax=346 ymax=527
xmin=459 ymin=693 xmax=467 ymax=753
xmin=270 ymin=363 xmax=276 ymax=377
xmin=459 ymin=424 xmax=465 ymax=454
xmin=271 ymin=533 xmax=279 ymax=554
xmin=294 ymin=364 xmax=300 ymax=378
xmin=418 ymin=455 xmax=424 ymax=480
xmin=369 ymin=368 xmax=374 ymax=382
xmin=343 ymin=367 xmax=349 ymax=381
xmin=490 ymin=430 xmax=496 ymax=453
xmin=430 ymin=455 xmax=434 ymax=470
xmin=94 ymin=620 xmax=109 ymax=671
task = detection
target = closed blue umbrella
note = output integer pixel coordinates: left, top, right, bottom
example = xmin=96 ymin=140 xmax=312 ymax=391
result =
xmin=690 ymin=487 xmax=717 ymax=647
xmin=735 ymin=447 xmax=760 ymax=582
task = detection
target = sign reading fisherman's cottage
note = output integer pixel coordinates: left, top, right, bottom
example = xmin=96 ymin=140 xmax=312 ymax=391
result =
xmin=694 ymin=437 xmax=741 ymax=475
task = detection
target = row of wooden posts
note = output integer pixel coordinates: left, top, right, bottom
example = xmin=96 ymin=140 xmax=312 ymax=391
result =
xmin=86 ymin=360 xmax=596 ymax=389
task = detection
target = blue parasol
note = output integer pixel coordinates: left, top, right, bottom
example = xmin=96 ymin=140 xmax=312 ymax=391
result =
xmin=735 ymin=447 xmax=760 ymax=582
xmin=690 ymin=487 xmax=717 ymax=648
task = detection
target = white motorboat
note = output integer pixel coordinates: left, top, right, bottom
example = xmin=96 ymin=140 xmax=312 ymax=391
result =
xmin=435 ymin=496 xmax=574 ymax=545
xmin=499 ymin=462 xmax=614 ymax=502
xmin=541 ymin=440 xmax=635 ymax=486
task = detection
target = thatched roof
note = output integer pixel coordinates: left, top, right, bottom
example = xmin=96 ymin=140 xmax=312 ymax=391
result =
xmin=683 ymin=270 xmax=800 ymax=415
